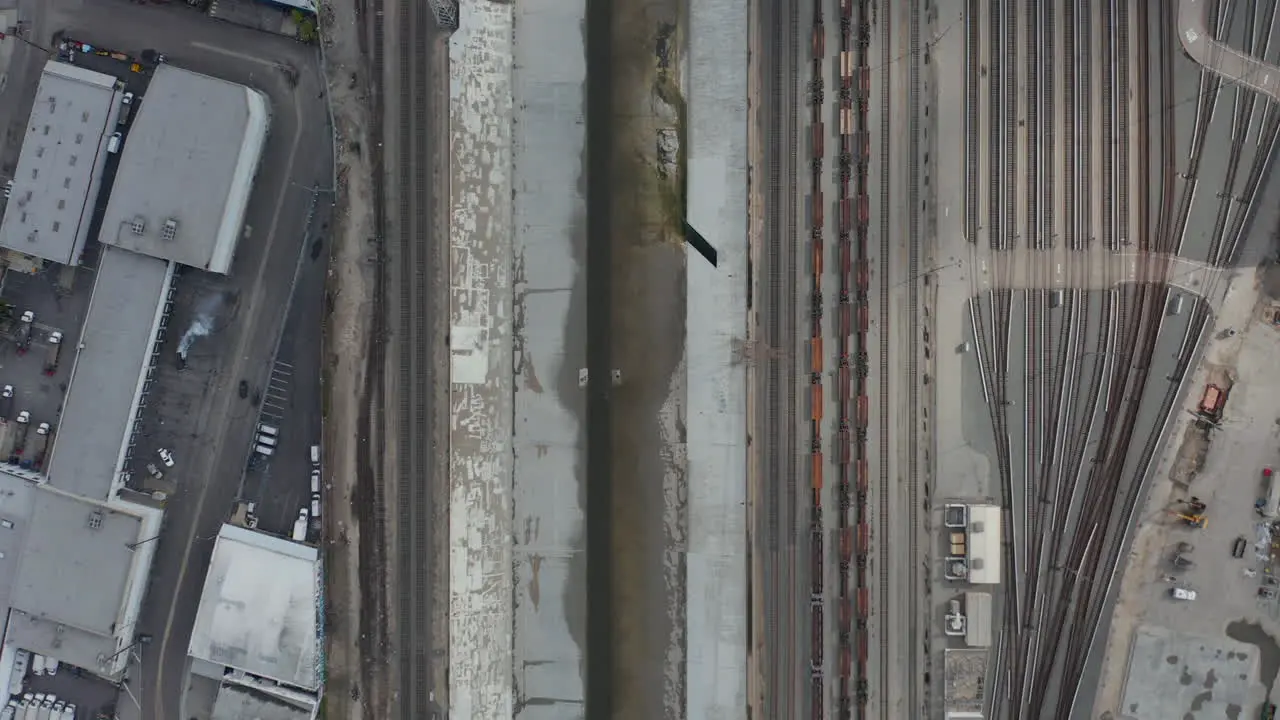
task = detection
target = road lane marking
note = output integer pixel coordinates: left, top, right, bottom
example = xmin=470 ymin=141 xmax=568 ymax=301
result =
xmin=188 ymin=41 xmax=279 ymax=68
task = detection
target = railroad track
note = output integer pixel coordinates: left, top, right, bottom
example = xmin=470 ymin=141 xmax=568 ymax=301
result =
xmin=761 ymin=0 xmax=800 ymax=713
xmin=392 ymin=1 xmax=444 ymax=718
xmin=874 ymin=0 xmax=892 ymax=713
xmin=905 ymin=0 xmax=922 ymax=714
xmin=965 ymin=0 xmax=980 ymax=245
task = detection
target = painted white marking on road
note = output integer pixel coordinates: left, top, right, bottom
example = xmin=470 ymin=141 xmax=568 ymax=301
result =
xmin=188 ymin=41 xmax=279 ymax=68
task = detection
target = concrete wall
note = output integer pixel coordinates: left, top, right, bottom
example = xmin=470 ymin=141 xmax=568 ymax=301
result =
xmin=510 ymin=0 xmax=588 ymax=715
xmin=685 ymin=0 xmax=749 ymax=712
xmin=448 ymin=4 xmax=515 ymax=718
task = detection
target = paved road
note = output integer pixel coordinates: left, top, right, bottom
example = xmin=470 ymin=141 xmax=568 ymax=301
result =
xmin=1179 ymin=0 xmax=1280 ymax=101
xmin=2 ymin=2 xmax=336 ymax=718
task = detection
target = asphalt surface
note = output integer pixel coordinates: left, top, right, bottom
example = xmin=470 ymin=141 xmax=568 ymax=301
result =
xmin=0 ymin=2 xmax=335 ymax=718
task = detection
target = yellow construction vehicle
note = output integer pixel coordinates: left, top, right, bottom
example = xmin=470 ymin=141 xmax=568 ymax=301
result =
xmin=1169 ymin=511 xmax=1207 ymax=529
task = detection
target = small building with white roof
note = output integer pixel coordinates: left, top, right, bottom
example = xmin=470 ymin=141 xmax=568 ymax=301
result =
xmin=187 ymin=524 xmax=321 ymax=717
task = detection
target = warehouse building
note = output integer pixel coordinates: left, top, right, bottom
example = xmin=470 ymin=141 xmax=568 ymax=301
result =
xmin=0 ymin=61 xmax=122 ymax=267
xmin=187 ymin=524 xmax=321 ymax=719
xmin=967 ymin=504 xmax=1002 ymax=585
xmin=98 ymin=64 xmax=270 ymax=274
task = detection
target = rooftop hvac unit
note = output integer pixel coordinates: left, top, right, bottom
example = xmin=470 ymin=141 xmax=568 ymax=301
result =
xmin=161 ymin=218 xmax=178 ymax=242
xmin=970 ymin=521 xmax=985 ymax=533
xmin=970 ymin=558 xmax=984 ymax=570
xmin=131 ymin=216 xmax=146 ymax=236
xmin=87 ymin=511 xmax=103 ymax=530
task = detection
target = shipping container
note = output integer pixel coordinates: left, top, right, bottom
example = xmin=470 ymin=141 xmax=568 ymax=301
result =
xmin=1199 ymin=384 xmax=1226 ymax=416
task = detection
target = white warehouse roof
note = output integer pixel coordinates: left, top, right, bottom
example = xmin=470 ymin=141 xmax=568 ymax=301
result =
xmin=98 ymin=65 xmax=269 ymax=273
xmin=967 ymin=504 xmax=1002 ymax=585
xmin=0 ymin=61 xmax=120 ymax=266
xmin=188 ymin=524 xmax=320 ymax=691
xmin=44 ymin=247 xmax=173 ymax=501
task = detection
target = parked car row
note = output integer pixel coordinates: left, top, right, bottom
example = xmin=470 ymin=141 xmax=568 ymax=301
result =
xmin=292 ymin=444 xmax=322 ymax=543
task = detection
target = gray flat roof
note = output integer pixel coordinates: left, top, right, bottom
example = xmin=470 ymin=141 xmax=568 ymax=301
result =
xmin=211 ymin=685 xmax=312 ymax=720
xmin=9 ymin=490 xmax=140 ymax=636
xmin=44 ymin=247 xmax=172 ymax=500
xmin=0 ymin=61 xmax=120 ymax=266
xmin=188 ymin=525 xmax=319 ymax=690
xmin=97 ymin=65 xmax=269 ymax=274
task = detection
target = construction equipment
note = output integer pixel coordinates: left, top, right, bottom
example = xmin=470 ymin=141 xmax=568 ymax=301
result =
xmin=1169 ymin=511 xmax=1207 ymax=529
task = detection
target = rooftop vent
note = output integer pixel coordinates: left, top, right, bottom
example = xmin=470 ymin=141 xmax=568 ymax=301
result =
xmin=87 ymin=511 xmax=103 ymax=530
xmin=161 ymin=218 xmax=178 ymax=243
xmin=131 ymin=216 xmax=146 ymax=236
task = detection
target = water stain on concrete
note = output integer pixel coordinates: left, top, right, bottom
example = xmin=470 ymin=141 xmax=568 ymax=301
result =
xmin=1227 ymin=619 xmax=1280 ymax=699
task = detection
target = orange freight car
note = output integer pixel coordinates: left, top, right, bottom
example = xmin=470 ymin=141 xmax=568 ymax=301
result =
xmin=813 ymin=243 xmax=824 ymax=278
xmin=812 ymin=121 xmax=825 ymax=159
xmin=812 ymin=191 xmax=824 ymax=229
xmin=812 ymin=453 xmax=823 ymax=490
xmin=857 ymin=522 xmax=869 ymax=553
xmin=856 ymin=394 xmax=869 ymax=427
xmin=858 ymin=194 xmax=869 ymax=223
xmin=811 ymin=336 xmax=823 ymax=374
xmin=813 ymin=384 xmax=824 ymax=420
xmin=858 ymin=305 xmax=870 ymax=332
xmin=857 ymin=587 xmax=870 ymax=618
xmin=841 ymin=646 xmax=853 ymax=679
xmin=839 ymin=198 xmax=852 ymax=232
xmin=841 ymin=526 xmax=853 ymax=563
xmin=840 ymin=303 xmax=851 ymax=336
xmin=839 ymin=366 xmax=851 ymax=400
xmin=841 ymin=242 xmax=853 ymax=274
xmin=839 ymin=430 xmax=852 ymax=464
xmin=857 ymin=458 xmax=868 ymax=493
xmin=813 ymin=25 xmax=825 ymax=58
xmin=856 ymin=259 xmax=870 ymax=289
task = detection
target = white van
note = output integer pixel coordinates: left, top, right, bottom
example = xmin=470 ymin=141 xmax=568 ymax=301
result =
xmin=311 ymin=495 xmax=321 ymax=518
xmin=30 ymin=655 xmax=44 ymax=676
xmin=309 ymin=444 xmax=320 ymax=465
xmin=257 ymin=424 xmax=279 ymax=437
xmin=291 ymin=508 xmax=309 ymax=542
xmin=45 ymin=659 xmax=57 ymax=677
xmin=310 ymin=469 xmax=320 ymax=494
xmin=256 ymin=435 xmax=277 ymax=448
xmin=107 ymin=132 xmax=122 ymax=154
xmin=254 ymin=444 xmax=274 ymax=457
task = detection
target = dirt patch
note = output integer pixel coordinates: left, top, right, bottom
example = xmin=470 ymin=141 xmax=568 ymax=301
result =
xmin=315 ymin=1 xmax=383 ymax=718
xmin=1169 ymin=423 xmax=1211 ymax=489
